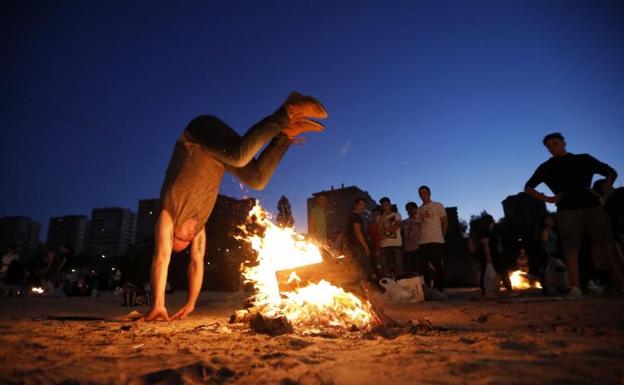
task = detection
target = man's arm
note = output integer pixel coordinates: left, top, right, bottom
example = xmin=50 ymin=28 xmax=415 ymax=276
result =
xmin=604 ymin=172 xmax=617 ymax=192
xmin=436 ymin=204 xmax=448 ymax=236
xmin=524 ymin=185 xmax=561 ymax=204
xmin=440 ymin=215 xmax=449 ymax=237
xmin=587 ymin=154 xmax=618 ymax=192
xmin=525 ymin=164 xmax=562 ymax=204
xmin=142 ymin=210 xmax=174 ymax=322
xmin=381 ymin=214 xmax=401 ymax=232
xmin=172 ymin=228 xmax=206 ymax=320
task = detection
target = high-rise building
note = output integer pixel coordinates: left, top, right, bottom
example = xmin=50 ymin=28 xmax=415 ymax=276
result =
xmin=135 ymin=198 xmax=159 ymax=247
xmin=0 ymin=216 xmax=41 ymax=258
xmin=85 ymin=207 xmax=136 ymax=257
xmin=47 ymin=215 xmax=89 ymax=255
xmin=307 ymin=185 xmax=376 ymax=239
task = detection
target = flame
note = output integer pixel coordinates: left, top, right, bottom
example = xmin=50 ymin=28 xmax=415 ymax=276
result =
xmin=509 ymin=270 xmax=542 ymax=290
xmin=31 ymin=287 xmax=44 ymax=294
xmin=238 ymin=201 xmax=374 ymax=332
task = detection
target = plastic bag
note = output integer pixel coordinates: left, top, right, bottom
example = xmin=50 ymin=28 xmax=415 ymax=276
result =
xmin=379 ymin=278 xmax=414 ymax=303
xmin=483 ymin=262 xmax=498 ymax=292
xmin=397 ymin=276 xmax=425 ymax=303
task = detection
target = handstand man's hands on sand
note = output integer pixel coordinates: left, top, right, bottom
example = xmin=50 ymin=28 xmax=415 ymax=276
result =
xmin=142 ymin=91 xmax=328 ymax=322
xmin=141 ymin=209 xmax=205 ymax=322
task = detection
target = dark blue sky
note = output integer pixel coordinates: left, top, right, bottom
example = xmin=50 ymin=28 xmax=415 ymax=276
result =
xmin=2 ymin=1 xmax=623 ymax=238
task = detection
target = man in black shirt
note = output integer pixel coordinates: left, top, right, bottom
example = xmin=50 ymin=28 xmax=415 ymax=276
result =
xmin=525 ymin=132 xmax=623 ymax=297
xmin=345 ymin=198 xmax=371 ymax=279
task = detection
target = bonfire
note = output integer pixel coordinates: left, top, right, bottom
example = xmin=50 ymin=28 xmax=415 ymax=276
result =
xmin=31 ymin=287 xmax=44 ymax=295
xmin=231 ymin=201 xmax=377 ymax=335
xmin=508 ymin=270 xmax=542 ymax=290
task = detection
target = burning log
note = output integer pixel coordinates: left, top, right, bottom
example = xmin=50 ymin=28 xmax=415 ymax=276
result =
xmin=229 ymin=309 xmax=253 ymax=324
xmin=232 ymin=201 xmax=388 ymax=335
xmin=276 ymin=254 xmax=391 ymax=326
xmin=275 ymin=254 xmax=361 ymax=294
xmin=248 ymin=312 xmax=294 ymax=336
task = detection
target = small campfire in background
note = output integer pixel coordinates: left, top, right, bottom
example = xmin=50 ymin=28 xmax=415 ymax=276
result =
xmin=230 ymin=201 xmax=379 ymax=336
xmin=508 ymin=270 xmax=542 ymax=290
xmin=31 ymin=286 xmax=44 ymax=295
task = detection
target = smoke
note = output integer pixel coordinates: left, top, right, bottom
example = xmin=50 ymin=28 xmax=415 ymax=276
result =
xmin=340 ymin=140 xmax=351 ymax=158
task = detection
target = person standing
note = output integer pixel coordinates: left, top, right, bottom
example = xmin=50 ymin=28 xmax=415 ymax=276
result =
xmin=0 ymin=246 xmax=19 ymax=281
xmin=593 ymin=179 xmax=624 ymax=267
xmin=379 ymin=197 xmax=403 ymax=277
xmin=367 ymin=206 xmax=383 ymax=279
xmin=277 ymin=195 xmax=294 ymax=228
xmin=417 ymin=185 xmax=448 ymax=294
xmin=540 ymin=215 xmax=559 ymax=261
xmin=402 ymin=202 xmax=421 ymax=275
xmin=524 ymin=132 xmax=623 ymax=298
xmin=538 ymin=214 xmax=560 ymax=281
xmin=345 ymin=198 xmax=371 ymax=278
xmin=470 ymin=214 xmax=513 ymax=295
xmin=309 ymin=193 xmax=329 ymax=244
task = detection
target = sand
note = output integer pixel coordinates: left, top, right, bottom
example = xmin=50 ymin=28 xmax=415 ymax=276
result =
xmin=0 ymin=289 xmax=623 ymax=385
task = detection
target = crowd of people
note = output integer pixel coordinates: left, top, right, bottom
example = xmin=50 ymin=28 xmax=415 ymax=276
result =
xmin=310 ymin=186 xmax=452 ymax=300
xmin=0 ymin=245 xmax=102 ymax=297
xmin=309 ymin=132 xmax=624 ymax=300
xmin=0 ymin=243 xmax=155 ymax=304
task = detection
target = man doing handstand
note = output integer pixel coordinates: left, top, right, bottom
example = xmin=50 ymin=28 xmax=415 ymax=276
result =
xmin=143 ymin=92 xmax=327 ymax=321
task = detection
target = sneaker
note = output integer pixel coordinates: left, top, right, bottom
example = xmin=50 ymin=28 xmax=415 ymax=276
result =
xmin=566 ymin=286 xmax=583 ymax=299
xmin=282 ymin=119 xmax=324 ymax=138
xmin=281 ymin=92 xmax=328 ymax=121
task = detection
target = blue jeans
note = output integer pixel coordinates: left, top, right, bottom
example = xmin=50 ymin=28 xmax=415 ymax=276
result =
xmin=381 ymin=246 xmax=404 ymax=277
xmin=184 ymin=111 xmax=292 ymax=190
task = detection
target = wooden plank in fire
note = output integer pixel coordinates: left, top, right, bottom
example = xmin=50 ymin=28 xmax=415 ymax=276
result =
xmin=275 ymin=254 xmax=392 ymax=326
xmin=275 ymin=255 xmax=362 ymax=295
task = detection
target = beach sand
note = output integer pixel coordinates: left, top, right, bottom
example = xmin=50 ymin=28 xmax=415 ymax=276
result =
xmin=0 ymin=289 xmax=622 ymax=385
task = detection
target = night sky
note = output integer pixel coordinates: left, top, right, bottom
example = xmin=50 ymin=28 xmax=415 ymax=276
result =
xmin=2 ymin=1 xmax=623 ymax=238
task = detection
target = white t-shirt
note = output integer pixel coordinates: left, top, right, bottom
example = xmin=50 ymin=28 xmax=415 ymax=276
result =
xmin=380 ymin=212 xmax=402 ymax=248
xmin=417 ymin=201 xmax=447 ymax=244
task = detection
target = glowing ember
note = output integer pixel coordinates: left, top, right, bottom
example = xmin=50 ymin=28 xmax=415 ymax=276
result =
xmin=31 ymin=287 xmax=44 ymax=294
xmin=509 ymin=270 xmax=542 ymax=290
xmin=238 ymin=201 xmax=374 ymax=333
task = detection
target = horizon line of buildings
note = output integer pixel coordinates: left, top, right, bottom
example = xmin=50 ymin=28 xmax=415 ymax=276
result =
xmin=0 ymin=186 xmax=546 ymax=259
xmin=0 ymin=198 xmax=159 ymax=259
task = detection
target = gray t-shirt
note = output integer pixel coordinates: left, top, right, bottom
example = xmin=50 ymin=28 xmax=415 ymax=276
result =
xmin=160 ymin=132 xmax=225 ymax=236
